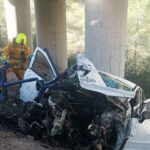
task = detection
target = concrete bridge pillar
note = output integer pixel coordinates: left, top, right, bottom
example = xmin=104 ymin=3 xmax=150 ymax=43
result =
xmin=85 ymin=0 xmax=128 ymax=77
xmin=4 ymin=0 xmax=32 ymax=46
xmin=34 ymin=0 xmax=67 ymax=73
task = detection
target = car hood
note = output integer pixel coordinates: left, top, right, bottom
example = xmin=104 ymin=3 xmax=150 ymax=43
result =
xmin=77 ymin=55 xmax=137 ymax=98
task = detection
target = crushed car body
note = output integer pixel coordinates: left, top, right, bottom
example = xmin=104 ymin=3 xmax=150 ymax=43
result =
xmin=0 ymin=47 xmax=150 ymax=150
xmin=20 ymin=48 xmax=138 ymax=102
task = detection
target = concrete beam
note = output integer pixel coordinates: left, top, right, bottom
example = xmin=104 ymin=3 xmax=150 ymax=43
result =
xmin=34 ymin=0 xmax=67 ymax=73
xmin=85 ymin=0 xmax=128 ymax=77
xmin=4 ymin=0 xmax=32 ymax=46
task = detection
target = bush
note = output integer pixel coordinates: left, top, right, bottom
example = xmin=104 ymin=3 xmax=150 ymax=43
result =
xmin=125 ymin=55 xmax=150 ymax=98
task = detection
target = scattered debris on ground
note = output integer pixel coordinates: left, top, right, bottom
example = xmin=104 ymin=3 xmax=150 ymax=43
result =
xmin=0 ymin=127 xmax=65 ymax=150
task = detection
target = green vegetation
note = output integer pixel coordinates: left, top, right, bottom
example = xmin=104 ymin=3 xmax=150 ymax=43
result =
xmin=0 ymin=0 xmax=7 ymax=47
xmin=125 ymin=0 xmax=150 ymax=98
xmin=66 ymin=0 xmax=85 ymax=59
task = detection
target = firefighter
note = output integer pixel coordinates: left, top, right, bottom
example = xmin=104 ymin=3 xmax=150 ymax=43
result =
xmin=3 ymin=33 xmax=32 ymax=80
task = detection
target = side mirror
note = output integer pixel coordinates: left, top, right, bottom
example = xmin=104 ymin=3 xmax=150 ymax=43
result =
xmin=139 ymin=99 xmax=150 ymax=122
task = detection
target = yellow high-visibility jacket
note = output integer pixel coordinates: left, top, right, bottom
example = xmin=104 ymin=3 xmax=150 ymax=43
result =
xmin=3 ymin=42 xmax=32 ymax=79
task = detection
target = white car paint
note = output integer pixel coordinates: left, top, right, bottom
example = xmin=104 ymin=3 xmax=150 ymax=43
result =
xmin=20 ymin=47 xmax=57 ymax=102
xmin=20 ymin=68 xmax=42 ymax=102
xmin=77 ymin=55 xmax=137 ymax=98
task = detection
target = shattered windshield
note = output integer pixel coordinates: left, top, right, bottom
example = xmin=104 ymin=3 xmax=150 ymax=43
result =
xmin=99 ymin=72 xmax=133 ymax=91
xmin=31 ymin=51 xmax=55 ymax=81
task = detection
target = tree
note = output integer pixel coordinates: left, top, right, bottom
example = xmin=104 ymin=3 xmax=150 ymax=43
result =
xmin=66 ymin=0 xmax=85 ymax=55
xmin=125 ymin=0 xmax=150 ymax=98
xmin=0 ymin=0 xmax=7 ymax=47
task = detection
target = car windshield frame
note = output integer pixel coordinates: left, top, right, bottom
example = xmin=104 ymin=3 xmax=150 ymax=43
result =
xmin=99 ymin=72 xmax=134 ymax=92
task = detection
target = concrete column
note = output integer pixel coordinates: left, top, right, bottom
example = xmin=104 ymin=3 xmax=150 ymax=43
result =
xmin=4 ymin=0 xmax=32 ymax=46
xmin=34 ymin=0 xmax=67 ymax=73
xmin=85 ymin=0 xmax=128 ymax=77
xmin=4 ymin=0 xmax=17 ymax=41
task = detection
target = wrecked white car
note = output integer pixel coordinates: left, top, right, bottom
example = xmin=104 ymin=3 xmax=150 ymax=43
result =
xmin=0 ymin=47 xmax=150 ymax=150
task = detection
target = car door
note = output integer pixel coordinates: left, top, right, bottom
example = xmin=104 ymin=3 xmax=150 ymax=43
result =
xmin=20 ymin=47 xmax=58 ymax=102
xmin=123 ymin=118 xmax=150 ymax=150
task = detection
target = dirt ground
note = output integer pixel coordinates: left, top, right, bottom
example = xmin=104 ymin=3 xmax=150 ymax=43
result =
xmin=0 ymin=128 xmax=65 ymax=150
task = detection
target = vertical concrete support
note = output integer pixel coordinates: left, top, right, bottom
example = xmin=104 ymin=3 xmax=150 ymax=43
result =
xmin=34 ymin=0 xmax=67 ymax=73
xmin=4 ymin=0 xmax=17 ymax=41
xmin=85 ymin=0 xmax=128 ymax=77
xmin=4 ymin=0 xmax=32 ymax=46
xmin=14 ymin=0 xmax=32 ymax=47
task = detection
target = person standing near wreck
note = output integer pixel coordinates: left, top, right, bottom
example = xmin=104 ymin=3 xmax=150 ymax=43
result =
xmin=2 ymin=33 xmax=32 ymax=80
